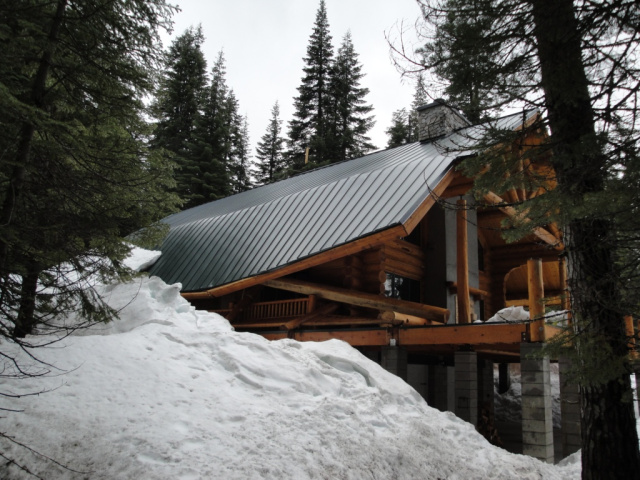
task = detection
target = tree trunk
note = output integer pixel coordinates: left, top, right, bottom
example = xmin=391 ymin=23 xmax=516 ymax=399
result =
xmin=530 ymin=0 xmax=640 ymax=477
xmin=14 ymin=265 xmax=41 ymax=338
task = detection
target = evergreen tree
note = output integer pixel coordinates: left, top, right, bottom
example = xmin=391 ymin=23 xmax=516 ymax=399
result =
xmin=417 ymin=0 xmax=504 ymax=124
xmin=287 ymin=0 xmax=335 ymax=170
xmin=228 ymin=108 xmax=252 ymax=194
xmin=407 ymin=73 xmax=429 ymax=137
xmin=254 ymin=102 xmax=286 ymax=185
xmin=385 ymin=108 xmax=412 ymax=148
xmin=0 ymin=0 xmax=179 ymax=341
xmin=407 ymin=0 xmax=640 ymax=476
xmin=151 ymin=26 xmax=208 ymax=203
xmin=188 ymin=51 xmax=233 ymax=205
xmin=329 ymin=31 xmax=375 ymax=161
xmin=385 ymin=75 xmax=428 ymax=148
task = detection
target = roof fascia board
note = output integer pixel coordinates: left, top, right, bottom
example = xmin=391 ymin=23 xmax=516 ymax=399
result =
xmin=182 ymin=224 xmax=407 ymax=300
xmin=402 ymin=166 xmax=457 ymax=235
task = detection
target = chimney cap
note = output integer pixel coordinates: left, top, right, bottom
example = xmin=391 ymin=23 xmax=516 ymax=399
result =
xmin=416 ymin=98 xmax=447 ymax=111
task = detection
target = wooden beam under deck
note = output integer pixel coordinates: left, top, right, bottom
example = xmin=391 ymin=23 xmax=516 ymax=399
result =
xmin=398 ymin=322 xmax=532 ymax=347
xmin=254 ymin=319 xmax=560 ymax=348
xmin=260 ymin=328 xmax=391 ymax=347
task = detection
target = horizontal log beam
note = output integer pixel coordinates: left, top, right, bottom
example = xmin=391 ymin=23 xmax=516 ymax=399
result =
xmin=263 ymin=277 xmax=449 ymax=323
xmin=398 ymin=323 xmax=530 ymax=346
xmin=260 ymin=329 xmax=389 ymax=346
xmin=379 ymin=311 xmax=444 ymax=326
xmin=448 ymin=282 xmax=488 ymax=298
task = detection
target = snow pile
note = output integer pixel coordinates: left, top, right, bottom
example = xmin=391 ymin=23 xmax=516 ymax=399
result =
xmin=486 ymin=306 xmax=530 ymax=323
xmin=122 ymin=246 xmax=162 ymax=272
xmin=0 ymin=253 xmax=581 ymax=479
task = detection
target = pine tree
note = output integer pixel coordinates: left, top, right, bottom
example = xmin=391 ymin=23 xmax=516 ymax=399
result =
xmin=385 ymin=75 xmax=428 ymax=148
xmin=328 ymin=31 xmax=375 ymax=161
xmin=385 ymin=109 xmax=412 ymax=148
xmin=407 ymin=73 xmax=429 ymax=137
xmin=407 ymin=0 xmax=640 ymax=476
xmin=188 ymin=51 xmax=233 ymax=206
xmin=228 ymin=107 xmax=252 ymax=194
xmin=0 ymin=0 xmax=179 ymax=341
xmin=254 ymin=102 xmax=286 ymax=185
xmin=417 ymin=0 xmax=504 ymax=124
xmin=287 ymin=0 xmax=335 ymax=170
xmin=151 ymin=26 xmax=208 ymax=203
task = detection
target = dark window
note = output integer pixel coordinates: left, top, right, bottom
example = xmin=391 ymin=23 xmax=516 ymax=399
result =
xmin=478 ymin=241 xmax=485 ymax=272
xmin=385 ymin=273 xmax=421 ymax=302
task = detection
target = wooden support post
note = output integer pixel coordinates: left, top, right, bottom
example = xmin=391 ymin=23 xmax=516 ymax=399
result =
xmin=625 ymin=315 xmax=636 ymax=355
xmin=527 ymin=258 xmax=545 ymax=320
xmin=307 ymin=294 xmax=317 ymax=313
xmin=457 ymin=198 xmax=471 ymax=324
xmin=558 ymin=256 xmax=571 ymax=314
xmin=527 ymin=258 xmax=545 ymax=342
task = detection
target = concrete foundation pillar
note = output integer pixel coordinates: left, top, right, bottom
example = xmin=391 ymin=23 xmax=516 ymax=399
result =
xmin=381 ymin=346 xmax=407 ymax=381
xmin=478 ymin=359 xmax=494 ymax=416
xmin=498 ymin=362 xmax=511 ymax=394
xmin=559 ymin=356 xmax=581 ymax=458
xmin=428 ymin=364 xmax=455 ymax=412
xmin=521 ymin=343 xmax=554 ymax=463
xmin=455 ymin=351 xmax=478 ymax=426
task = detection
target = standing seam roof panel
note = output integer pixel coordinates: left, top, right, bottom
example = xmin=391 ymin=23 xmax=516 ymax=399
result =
xmin=148 ymin=111 xmax=537 ymax=292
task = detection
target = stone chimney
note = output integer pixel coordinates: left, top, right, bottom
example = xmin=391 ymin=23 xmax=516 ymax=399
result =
xmin=416 ymin=99 xmax=470 ymax=142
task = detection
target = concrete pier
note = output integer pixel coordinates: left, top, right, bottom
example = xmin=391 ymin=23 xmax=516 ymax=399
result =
xmin=521 ymin=343 xmax=554 ymax=463
xmin=455 ymin=351 xmax=478 ymax=426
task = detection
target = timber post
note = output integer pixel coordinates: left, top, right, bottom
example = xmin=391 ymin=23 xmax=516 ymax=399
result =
xmin=527 ymin=258 xmax=545 ymax=342
xmin=456 ymin=198 xmax=471 ymax=324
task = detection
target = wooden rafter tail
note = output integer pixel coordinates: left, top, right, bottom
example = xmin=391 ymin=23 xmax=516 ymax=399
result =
xmin=379 ymin=311 xmax=442 ymax=326
xmin=483 ymin=191 xmax=564 ymax=250
xmin=264 ymin=277 xmax=450 ymax=323
xmin=548 ymin=222 xmax=562 ymax=241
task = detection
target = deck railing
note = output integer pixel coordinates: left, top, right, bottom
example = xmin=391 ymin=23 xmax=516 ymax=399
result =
xmin=245 ymin=298 xmax=309 ymax=320
xmin=210 ymin=297 xmax=310 ymax=322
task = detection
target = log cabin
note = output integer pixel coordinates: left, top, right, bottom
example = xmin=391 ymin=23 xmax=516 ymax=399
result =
xmin=148 ymin=100 xmax=576 ymax=462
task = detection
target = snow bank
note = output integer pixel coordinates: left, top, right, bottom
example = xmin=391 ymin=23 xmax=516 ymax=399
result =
xmin=0 ymin=264 xmax=581 ymax=479
xmin=122 ymin=246 xmax=162 ymax=272
xmin=486 ymin=306 xmax=530 ymax=323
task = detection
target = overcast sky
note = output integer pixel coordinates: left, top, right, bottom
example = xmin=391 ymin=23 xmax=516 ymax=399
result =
xmin=162 ymin=0 xmax=424 ymax=156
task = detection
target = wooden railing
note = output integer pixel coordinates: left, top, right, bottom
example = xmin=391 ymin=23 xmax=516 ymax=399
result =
xmin=245 ymin=298 xmax=309 ymax=320
xmin=210 ymin=297 xmax=310 ymax=322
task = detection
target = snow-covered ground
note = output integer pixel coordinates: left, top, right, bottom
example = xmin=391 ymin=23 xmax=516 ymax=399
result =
xmin=0 ymin=251 xmax=582 ymax=479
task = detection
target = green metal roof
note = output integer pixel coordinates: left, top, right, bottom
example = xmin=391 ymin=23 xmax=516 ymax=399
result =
xmin=148 ymin=112 xmax=535 ymax=293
